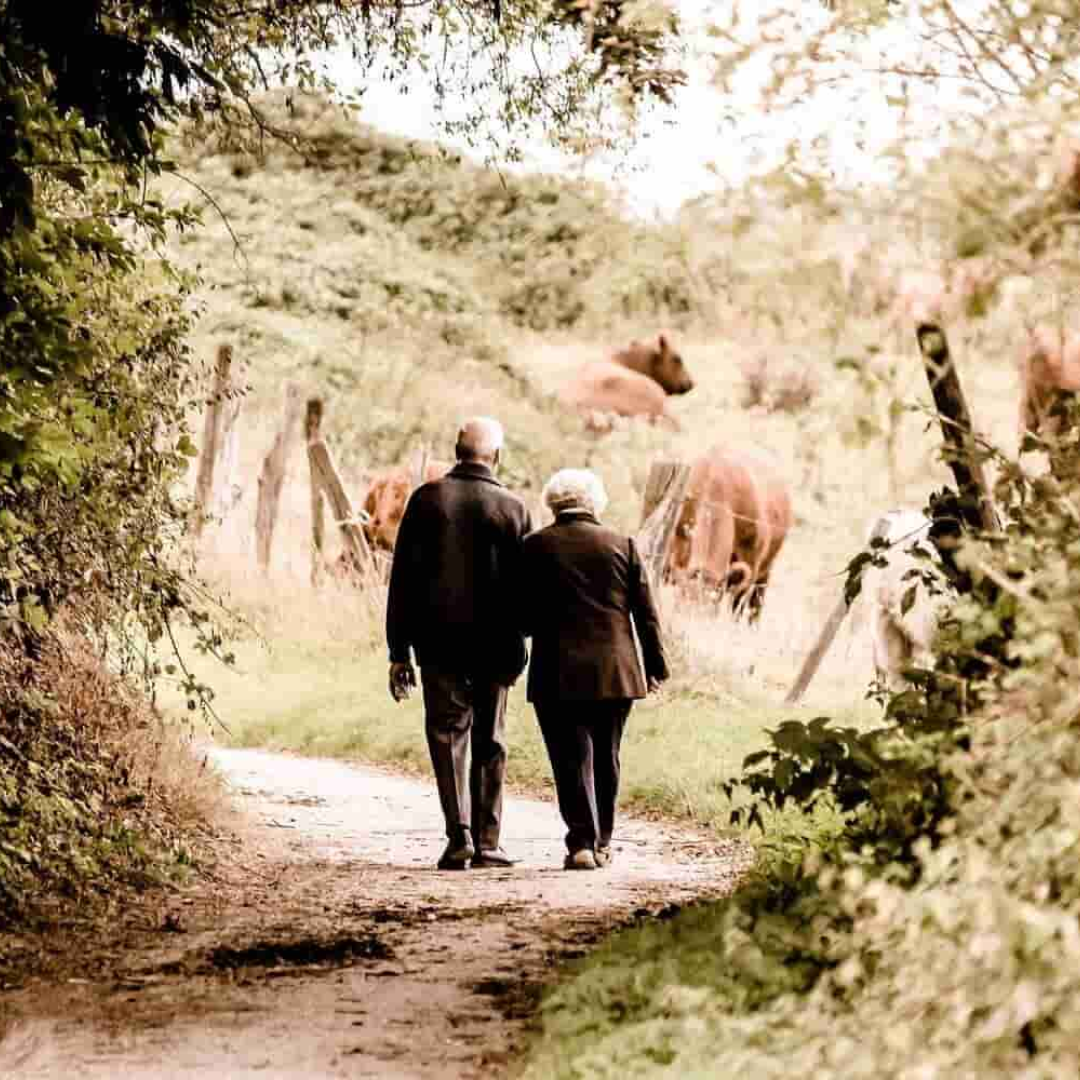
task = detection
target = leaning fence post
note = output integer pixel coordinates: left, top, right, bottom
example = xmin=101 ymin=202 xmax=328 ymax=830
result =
xmin=307 ymin=436 xmax=375 ymax=579
xmin=193 ymin=344 xmax=236 ymax=537
xmin=636 ymin=460 xmax=692 ymax=586
xmin=305 ymin=397 xmax=326 ymax=586
xmin=254 ymin=382 xmax=304 ymax=573
xmin=784 ymin=513 xmax=895 ymax=705
xmin=409 ymin=442 xmax=431 ymax=493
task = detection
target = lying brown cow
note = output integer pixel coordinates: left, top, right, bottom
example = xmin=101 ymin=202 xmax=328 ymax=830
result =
xmin=1018 ymin=325 xmax=1080 ymax=441
xmin=665 ymin=446 xmax=793 ymax=621
xmin=561 ymin=334 xmax=694 ymax=432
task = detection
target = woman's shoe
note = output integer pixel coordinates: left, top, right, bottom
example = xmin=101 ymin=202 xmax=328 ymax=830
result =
xmin=564 ymin=848 xmax=598 ymax=870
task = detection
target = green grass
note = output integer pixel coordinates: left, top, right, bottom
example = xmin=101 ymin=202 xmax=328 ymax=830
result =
xmin=165 ymin=618 xmax=876 ymax=833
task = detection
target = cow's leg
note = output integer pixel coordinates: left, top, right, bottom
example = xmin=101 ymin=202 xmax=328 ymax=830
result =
xmin=725 ymin=560 xmax=753 ymax=620
xmin=873 ymin=611 xmax=913 ymax=689
xmin=744 ymin=574 xmax=769 ymax=624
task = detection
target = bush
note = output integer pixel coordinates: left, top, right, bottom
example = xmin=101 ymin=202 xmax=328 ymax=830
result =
xmin=0 ymin=622 xmax=226 ymax=927
xmin=524 ymin=418 xmax=1080 ymax=1078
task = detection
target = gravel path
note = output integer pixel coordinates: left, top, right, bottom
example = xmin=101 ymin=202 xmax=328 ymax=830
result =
xmin=2 ymin=746 xmax=750 ymax=1079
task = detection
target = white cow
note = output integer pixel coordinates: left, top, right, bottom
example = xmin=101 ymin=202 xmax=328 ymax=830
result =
xmin=859 ymin=509 xmax=948 ymax=688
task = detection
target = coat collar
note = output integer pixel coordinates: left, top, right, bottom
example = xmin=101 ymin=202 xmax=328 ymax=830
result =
xmin=448 ymin=460 xmax=503 ymax=486
xmin=554 ymin=509 xmax=600 ymax=526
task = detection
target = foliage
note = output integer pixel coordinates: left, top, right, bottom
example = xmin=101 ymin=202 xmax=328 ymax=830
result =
xmin=173 ymin=91 xmax=703 ymax=337
xmin=0 ymin=626 xmax=223 ymax=927
xmin=521 ymin=370 xmax=1080 ymax=1079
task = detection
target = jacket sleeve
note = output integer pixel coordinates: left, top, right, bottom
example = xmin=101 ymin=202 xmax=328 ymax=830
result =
xmin=385 ymin=491 xmax=422 ymax=664
xmin=507 ymin=501 xmax=536 ymax=638
xmin=515 ymin=538 xmax=535 ymax=639
xmin=628 ymin=537 xmax=670 ymax=684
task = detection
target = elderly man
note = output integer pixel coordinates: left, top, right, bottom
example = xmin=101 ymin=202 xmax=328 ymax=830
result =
xmin=385 ymin=417 xmax=533 ymax=870
xmin=518 ymin=468 xmax=669 ymax=870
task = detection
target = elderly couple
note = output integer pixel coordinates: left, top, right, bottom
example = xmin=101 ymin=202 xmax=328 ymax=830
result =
xmin=386 ymin=416 xmax=670 ymax=871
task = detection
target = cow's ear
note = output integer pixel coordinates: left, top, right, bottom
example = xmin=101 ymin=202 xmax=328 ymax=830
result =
xmin=658 ymin=333 xmax=669 ymax=352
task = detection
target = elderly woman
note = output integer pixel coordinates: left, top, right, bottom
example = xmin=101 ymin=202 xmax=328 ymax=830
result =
xmin=518 ymin=468 xmax=669 ymax=870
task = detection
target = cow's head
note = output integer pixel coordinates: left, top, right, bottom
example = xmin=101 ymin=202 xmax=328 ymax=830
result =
xmin=650 ymin=334 xmax=694 ymax=396
xmin=362 ymin=472 xmax=411 ymax=552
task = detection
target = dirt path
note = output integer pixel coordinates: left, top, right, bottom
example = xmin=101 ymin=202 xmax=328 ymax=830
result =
xmin=2 ymin=746 xmax=750 ymax=1079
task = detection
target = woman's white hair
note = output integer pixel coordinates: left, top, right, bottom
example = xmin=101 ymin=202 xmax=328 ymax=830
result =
xmin=542 ymin=468 xmax=609 ymax=517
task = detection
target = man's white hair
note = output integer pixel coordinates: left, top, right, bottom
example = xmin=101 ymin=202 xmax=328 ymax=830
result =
xmin=456 ymin=416 xmax=504 ymax=461
xmin=542 ymin=468 xmax=609 ymax=517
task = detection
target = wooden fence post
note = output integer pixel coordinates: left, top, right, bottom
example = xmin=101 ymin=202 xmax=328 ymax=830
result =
xmin=193 ymin=344 xmax=238 ymax=537
xmin=255 ymin=382 xmax=303 ymax=573
xmin=784 ymin=514 xmax=895 ymax=706
xmin=409 ymin=442 xmax=430 ymax=493
xmin=916 ymin=323 xmax=1000 ymax=533
xmin=305 ymin=397 xmax=326 ymax=586
xmin=307 ymin=437 xmax=376 ymax=579
xmin=636 ymin=460 xmax=692 ymax=586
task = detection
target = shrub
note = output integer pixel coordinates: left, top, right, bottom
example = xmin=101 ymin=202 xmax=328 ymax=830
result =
xmin=0 ymin=621 xmax=226 ymax=926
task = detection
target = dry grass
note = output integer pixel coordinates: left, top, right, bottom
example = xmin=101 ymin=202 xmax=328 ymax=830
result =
xmin=49 ymin=630 xmax=232 ymax=837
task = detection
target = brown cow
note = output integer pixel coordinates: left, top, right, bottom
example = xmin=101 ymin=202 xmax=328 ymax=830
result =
xmin=665 ymin=446 xmax=793 ymax=622
xmin=561 ymin=334 xmax=693 ymax=431
xmin=1018 ymin=325 xmax=1080 ymax=441
xmin=611 ymin=334 xmax=694 ymax=395
xmin=362 ymin=458 xmax=453 ymax=553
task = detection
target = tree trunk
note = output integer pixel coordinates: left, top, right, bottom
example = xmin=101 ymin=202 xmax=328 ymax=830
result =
xmin=915 ymin=323 xmax=1000 ymax=533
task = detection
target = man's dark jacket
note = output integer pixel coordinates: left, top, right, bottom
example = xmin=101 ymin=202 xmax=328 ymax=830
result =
xmin=386 ymin=461 xmax=532 ymax=683
xmin=518 ymin=511 xmax=669 ymax=703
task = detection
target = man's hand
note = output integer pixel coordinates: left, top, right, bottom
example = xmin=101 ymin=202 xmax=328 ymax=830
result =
xmin=647 ymin=675 xmax=665 ymax=695
xmin=389 ymin=661 xmax=417 ymax=702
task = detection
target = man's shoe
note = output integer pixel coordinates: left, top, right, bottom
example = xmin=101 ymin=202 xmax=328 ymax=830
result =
xmin=471 ymin=847 xmax=519 ymax=868
xmin=595 ymin=845 xmax=612 ymax=868
xmin=437 ymin=834 xmax=475 ymax=871
xmin=564 ymin=849 xmax=598 ymax=871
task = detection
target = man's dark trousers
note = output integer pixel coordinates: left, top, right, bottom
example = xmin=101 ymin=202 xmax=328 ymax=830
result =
xmin=421 ymin=669 xmax=508 ymax=850
xmin=533 ymin=700 xmax=631 ymax=853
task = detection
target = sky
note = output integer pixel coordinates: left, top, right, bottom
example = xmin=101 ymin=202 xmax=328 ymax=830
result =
xmin=319 ymin=0 xmax=980 ymax=221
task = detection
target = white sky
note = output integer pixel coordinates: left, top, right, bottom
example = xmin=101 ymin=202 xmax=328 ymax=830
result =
xmin=320 ymin=0 xmax=983 ymax=221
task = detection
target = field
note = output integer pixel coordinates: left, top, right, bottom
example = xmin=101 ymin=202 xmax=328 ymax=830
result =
xmin=157 ymin=92 xmax=1029 ymax=836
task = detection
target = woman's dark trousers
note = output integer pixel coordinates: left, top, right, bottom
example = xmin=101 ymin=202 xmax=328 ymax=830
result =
xmin=534 ymin=699 xmax=632 ymax=853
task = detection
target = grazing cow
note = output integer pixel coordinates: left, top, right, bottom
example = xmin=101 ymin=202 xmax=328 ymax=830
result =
xmin=665 ymin=446 xmax=793 ymax=621
xmin=1018 ymin=325 xmax=1080 ymax=441
xmin=857 ymin=509 xmax=944 ymax=689
xmin=362 ymin=458 xmax=453 ymax=553
xmin=887 ymin=258 xmax=997 ymax=329
xmin=561 ymin=334 xmax=693 ymax=431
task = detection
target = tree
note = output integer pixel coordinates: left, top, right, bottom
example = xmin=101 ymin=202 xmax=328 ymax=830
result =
xmin=688 ymin=0 xmax=1080 ymax=335
xmin=0 ymin=0 xmax=684 ymax=661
